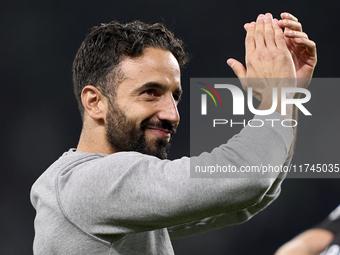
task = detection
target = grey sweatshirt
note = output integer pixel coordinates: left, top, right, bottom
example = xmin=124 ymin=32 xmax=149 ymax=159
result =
xmin=31 ymin=113 xmax=293 ymax=254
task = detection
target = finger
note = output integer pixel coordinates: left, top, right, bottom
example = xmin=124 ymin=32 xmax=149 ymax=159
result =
xmin=227 ymin=58 xmax=247 ymax=78
xmin=245 ymin=22 xmax=256 ymax=55
xmin=278 ymin=19 xmax=303 ymax=32
xmin=273 ymin=19 xmax=286 ymax=50
xmin=244 ymin=23 xmax=250 ymax=31
xmin=244 ymin=21 xmax=255 ymax=31
xmin=280 ymin=12 xmax=298 ymax=22
xmin=254 ymin=14 xmax=265 ymax=48
xmin=293 ymin=38 xmax=317 ymax=56
xmin=264 ymin=13 xmax=275 ymax=48
xmin=284 ymin=30 xmax=308 ymax=39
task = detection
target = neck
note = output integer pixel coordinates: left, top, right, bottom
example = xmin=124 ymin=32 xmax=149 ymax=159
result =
xmin=76 ymin=124 xmax=115 ymax=155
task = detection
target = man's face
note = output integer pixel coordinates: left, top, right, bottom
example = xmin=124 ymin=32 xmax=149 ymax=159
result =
xmin=105 ymin=47 xmax=181 ymax=159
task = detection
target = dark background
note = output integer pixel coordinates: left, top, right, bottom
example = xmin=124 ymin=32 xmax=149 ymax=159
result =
xmin=1 ymin=0 xmax=339 ymax=254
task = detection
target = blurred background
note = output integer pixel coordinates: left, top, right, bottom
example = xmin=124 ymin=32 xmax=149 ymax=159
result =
xmin=1 ymin=0 xmax=339 ymax=254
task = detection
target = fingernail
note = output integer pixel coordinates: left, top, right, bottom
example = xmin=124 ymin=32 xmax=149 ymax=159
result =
xmin=227 ymin=59 xmax=234 ymax=67
xmin=250 ymin=21 xmax=255 ymax=26
xmin=265 ymin=13 xmax=272 ymax=18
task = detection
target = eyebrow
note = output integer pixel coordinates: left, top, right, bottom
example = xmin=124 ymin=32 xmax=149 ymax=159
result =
xmin=135 ymin=82 xmax=183 ymax=97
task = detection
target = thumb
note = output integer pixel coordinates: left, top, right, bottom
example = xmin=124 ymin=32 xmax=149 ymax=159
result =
xmin=227 ymin=58 xmax=246 ymax=78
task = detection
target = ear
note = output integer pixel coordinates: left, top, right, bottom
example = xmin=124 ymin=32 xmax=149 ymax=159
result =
xmin=81 ymin=85 xmax=107 ymax=120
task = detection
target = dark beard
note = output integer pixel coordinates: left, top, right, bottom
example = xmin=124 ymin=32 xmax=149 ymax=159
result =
xmin=105 ymin=102 xmax=176 ymax=159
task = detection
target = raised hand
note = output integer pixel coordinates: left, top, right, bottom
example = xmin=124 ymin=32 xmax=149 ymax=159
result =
xmin=242 ymin=12 xmax=317 ymax=89
xmin=227 ymin=13 xmax=296 ymax=107
xmin=278 ymin=12 xmax=317 ymax=89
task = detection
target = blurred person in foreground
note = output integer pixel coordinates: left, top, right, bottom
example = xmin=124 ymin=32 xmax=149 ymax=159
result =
xmin=276 ymin=204 xmax=340 ymax=255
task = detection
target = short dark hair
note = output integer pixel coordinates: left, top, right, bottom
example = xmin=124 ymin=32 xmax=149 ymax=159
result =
xmin=72 ymin=20 xmax=189 ymax=119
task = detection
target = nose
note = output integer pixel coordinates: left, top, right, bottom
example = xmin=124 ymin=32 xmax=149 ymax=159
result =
xmin=157 ymin=94 xmax=180 ymax=125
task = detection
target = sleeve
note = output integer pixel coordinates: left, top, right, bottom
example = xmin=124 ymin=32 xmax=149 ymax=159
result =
xmin=57 ymin=113 xmax=293 ymax=236
xmin=168 ymin=156 xmax=291 ymax=239
xmin=314 ymin=205 xmax=340 ymax=235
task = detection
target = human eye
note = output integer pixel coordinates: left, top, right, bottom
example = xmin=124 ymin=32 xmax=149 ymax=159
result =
xmin=144 ymin=89 xmax=157 ymax=96
xmin=142 ymin=89 xmax=160 ymax=100
xmin=173 ymin=93 xmax=181 ymax=102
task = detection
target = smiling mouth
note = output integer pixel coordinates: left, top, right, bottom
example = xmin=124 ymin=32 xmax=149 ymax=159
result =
xmin=146 ymin=126 xmax=172 ymax=138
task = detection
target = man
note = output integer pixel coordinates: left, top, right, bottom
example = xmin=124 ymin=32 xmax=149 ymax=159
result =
xmin=31 ymin=12 xmax=316 ymax=254
xmin=275 ymin=204 xmax=340 ymax=255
